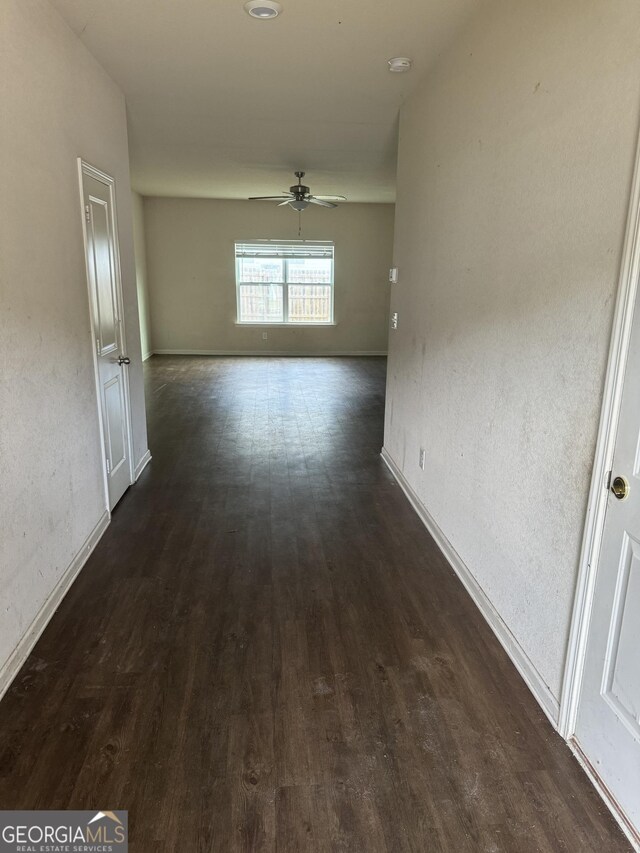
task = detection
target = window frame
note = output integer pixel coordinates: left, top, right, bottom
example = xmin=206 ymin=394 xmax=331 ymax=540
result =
xmin=235 ymin=241 xmax=335 ymax=326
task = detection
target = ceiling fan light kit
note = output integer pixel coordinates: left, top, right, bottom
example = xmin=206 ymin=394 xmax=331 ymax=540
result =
xmin=388 ymin=57 xmax=412 ymax=73
xmin=244 ymin=0 xmax=282 ymax=19
xmin=248 ymin=171 xmax=347 ymax=211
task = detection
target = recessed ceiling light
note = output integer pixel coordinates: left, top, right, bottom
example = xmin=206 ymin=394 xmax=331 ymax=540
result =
xmin=244 ymin=0 xmax=282 ymax=19
xmin=388 ymin=57 xmax=412 ymax=73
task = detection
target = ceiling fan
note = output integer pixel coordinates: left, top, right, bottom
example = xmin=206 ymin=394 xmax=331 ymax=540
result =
xmin=249 ymin=171 xmax=347 ymax=210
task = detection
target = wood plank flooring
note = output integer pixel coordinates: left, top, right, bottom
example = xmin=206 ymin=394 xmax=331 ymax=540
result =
xmin=0 ymin=356 xmax=630 ymax=851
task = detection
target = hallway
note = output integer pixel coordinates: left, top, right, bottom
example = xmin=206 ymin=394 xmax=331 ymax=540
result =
xmin=0 ymin=357 xmax=629 ymax=851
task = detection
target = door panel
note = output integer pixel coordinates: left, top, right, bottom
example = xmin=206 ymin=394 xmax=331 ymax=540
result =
xmin=81 ymin=165 xmax=132 ymax=510
xmin=601 ymin=532 xmax=640 ymax=729
xmin=104 ymin=374 xmax=127 ymax=477
xmin=88 ymin=196 xmax=118 ymax=354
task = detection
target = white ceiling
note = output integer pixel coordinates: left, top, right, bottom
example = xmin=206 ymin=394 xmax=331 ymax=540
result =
xmin=50 ymin=0 xmax=480 ymax=202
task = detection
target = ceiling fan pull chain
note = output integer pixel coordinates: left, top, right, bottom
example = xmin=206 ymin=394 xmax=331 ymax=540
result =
xmin=298 ymin=210 xmax=302 ymax=238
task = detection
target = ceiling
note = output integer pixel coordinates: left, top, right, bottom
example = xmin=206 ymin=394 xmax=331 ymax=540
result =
xmin=50 ymin=0 xmax=480 ymax=202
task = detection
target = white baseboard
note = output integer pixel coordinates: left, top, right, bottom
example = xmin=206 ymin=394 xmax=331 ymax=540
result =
xmin=142 ymin=351 xmax=153 ymax=362
xmin=380 ymin=447 xmax=560 ymax=728
xmin=134 ymin=449 xmax=152 ymax=481
xmin=152 ymin=349 xmax=388 ymax=357
xmin=0 ymin=511 xmax=110 ymax=702
xmin=569 ymin=738 xmax=640 ymax=851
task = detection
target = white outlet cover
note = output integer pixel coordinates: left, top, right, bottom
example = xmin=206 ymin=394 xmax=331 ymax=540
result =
xmin=391 ymin=312 xmax=398 ymax=329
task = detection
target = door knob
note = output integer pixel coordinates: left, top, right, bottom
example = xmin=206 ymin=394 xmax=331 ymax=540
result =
xmin=611 ymin=475 xmax=629 ymax=500
xmin=117 ymin=355 xmax=131 ymax=365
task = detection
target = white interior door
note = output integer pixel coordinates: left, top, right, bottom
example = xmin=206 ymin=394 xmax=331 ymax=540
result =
xmin=80 ymin=163 xmax=133 ymax=511
xmin=574 ymin=286 xmax=640 ymax=836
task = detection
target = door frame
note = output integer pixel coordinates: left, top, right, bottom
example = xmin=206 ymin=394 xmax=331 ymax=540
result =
xmin=77 ymin=158 xmax=135 ymax=513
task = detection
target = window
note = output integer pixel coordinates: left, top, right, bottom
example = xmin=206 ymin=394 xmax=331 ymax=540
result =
xmin=235 ymin=241 xmax=334 ymax=325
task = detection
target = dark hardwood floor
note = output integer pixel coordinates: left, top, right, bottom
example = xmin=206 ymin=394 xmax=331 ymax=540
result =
xmin=0 ymin=356 xmax=630 ymax=851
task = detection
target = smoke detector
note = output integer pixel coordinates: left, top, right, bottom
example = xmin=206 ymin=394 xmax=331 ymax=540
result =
xmin=244 ymin=0 xmax=282 ymax=18
xmin=388 ymin=57 xmax=412 ymax=73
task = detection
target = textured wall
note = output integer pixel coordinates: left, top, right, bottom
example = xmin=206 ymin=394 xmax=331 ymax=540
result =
xmin=143 ymin=198 xmax=394 ymax=354
xmin=384 ymin=0 xmax=640 ymax=701
xmin=132 ymin=191 xmax=152 ymax=359
xmin=0 ymin=0 xmax=148 ymax=673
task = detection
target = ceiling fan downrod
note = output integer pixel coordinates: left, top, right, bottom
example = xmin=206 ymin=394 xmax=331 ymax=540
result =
xmin=291 ymin=171 xmax=309 ymax=198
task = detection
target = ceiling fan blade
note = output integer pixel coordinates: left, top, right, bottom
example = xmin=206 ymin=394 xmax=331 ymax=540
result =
xmin=278 ymin=200 xmax=292 ymax=206
xmin=248 ymin=195 xmax=293 ymax=201
xmin=308 ymin=196 xmax=338 ymax=208
xmin=314 ymin=195 xmax=347 ymax=202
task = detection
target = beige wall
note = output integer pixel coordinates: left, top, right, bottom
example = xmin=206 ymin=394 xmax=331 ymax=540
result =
xmin=0 ymin=0 xmax=148 ymax=686
xmin=132 ymin=191 xmax=152 ymax=359
xmin=384 ymin=0 xmax=640 ymax=708
xmin=143 ymin=198 xmax=394 ymax=354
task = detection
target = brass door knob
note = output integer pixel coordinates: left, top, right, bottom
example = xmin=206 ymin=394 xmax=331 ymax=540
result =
xmin=611 ymin=476 xmax=629 ymax=500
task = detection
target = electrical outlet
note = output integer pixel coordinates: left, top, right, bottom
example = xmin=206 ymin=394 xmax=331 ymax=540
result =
xmin=391 ymin=312 xmax=398 ymax=330
xmin=419 ymin=448 xmax=426 ymax=470
xmin=389 ymin=267 xmax=398 ymax=284
xmin=262 ymin=332 xmax=268 ymax=340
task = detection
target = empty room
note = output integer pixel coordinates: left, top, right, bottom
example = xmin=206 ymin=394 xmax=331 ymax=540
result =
xmin=1 ymin=0 xmax=640 ymax=850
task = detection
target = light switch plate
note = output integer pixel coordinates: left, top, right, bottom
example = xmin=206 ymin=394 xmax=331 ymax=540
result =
xmin=389 ymin=267 xmax=398 ymax=284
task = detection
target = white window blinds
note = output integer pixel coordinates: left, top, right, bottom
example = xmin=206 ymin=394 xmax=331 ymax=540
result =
xmin=235 ymin=241 xmax=334 ymax=260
